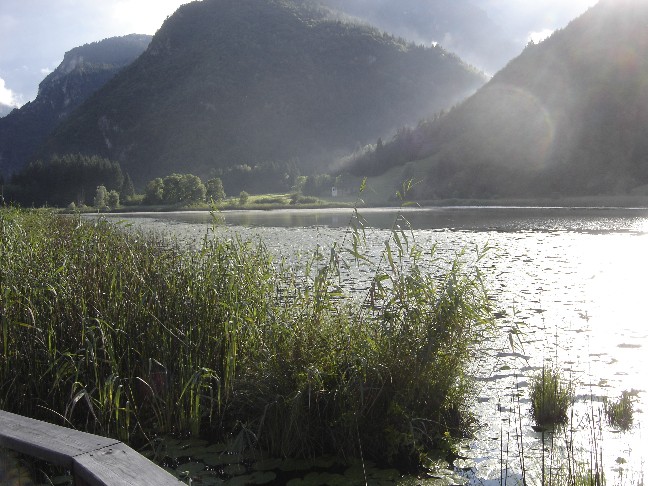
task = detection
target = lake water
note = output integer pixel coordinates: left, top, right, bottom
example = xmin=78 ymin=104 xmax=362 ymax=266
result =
xmin=100 ymin=207 xmax=648 ymax=484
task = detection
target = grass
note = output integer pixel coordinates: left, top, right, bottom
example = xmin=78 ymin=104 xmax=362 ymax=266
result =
xmin=604 ymin=390 xmax=636 ymax=431
xmin=529 ymin=366 xmax=574 ymax=429
xmin=0 ymin=206 xmax=492 ymax=469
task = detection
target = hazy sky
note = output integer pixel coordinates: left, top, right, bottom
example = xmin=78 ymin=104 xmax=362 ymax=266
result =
xmin=0 ymin=0 xmax=597 ymax=108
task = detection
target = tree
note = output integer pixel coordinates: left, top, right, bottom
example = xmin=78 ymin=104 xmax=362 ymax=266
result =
xmin=144 ymin=173 xmax=206 ymax=206
xmin=107 ymin=190 xmax=120 ymax=209
xmin=183 ymin=174 xmax=206 ymax=204
xmin=303 ymin=174 xmax=334 ymax=197
xmin=94 ymin=185 xmax=107 ymax=208
xmin=206 ymin=177 xmax=226 ymax=202
xmin=239 ymin=190 xmax=249 ymax=205
xmin=161 ymin=173 xmax=205 ymax=205
xmin=144 ymin=178 xmax=164 ymax=204
xmin=120 ymin=173 xmax=136 ymax=199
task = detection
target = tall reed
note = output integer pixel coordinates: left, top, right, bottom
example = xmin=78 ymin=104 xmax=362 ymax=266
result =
xmin=0 ymin=207 xmax=492 ymax=468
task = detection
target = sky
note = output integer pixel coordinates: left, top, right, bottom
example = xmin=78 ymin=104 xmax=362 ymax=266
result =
xmin=0 ymin=0 xmax=598 ymax=109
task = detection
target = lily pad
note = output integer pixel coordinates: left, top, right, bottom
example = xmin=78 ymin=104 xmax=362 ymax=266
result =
xmin=286 ymin=472 xmax=350 ymax=486
xmin=180 ymin=446 xmax=218 ymax=459
xmin=302 ymin=471 xmax=348 ymax=485
xmin=224 ymin=463 xmax=247 ymax=476
xmin=176 ymin=461 xmax=206 ymax=476
xmin=203 ymin=453 xmax=244 ymax=467
xmin=278 ymin=458 xmax=315 ymax=472
xmin=344 ymin=464 xmax=371 ymax=481
xmin=369 ymin=468 xmax=401 ymax=481
xmin=225 ymin=471 xmax=277 ymax=485
xmin=190 ymin=444 xmax=232 ymax=461
xmin=311 ymin=455 xmax=338 ymax=469
xmin=195 ymin=477 xmax=226 ymax=486
xmin=253 ymin=458 xmax=284 ymax=471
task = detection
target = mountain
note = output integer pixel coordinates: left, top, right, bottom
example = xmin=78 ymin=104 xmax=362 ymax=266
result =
xmin=352 ymin=0 xmax=648 ymax=200
xmin=317 ymin=0 xmax=520 ymax=74
xmin=0 ymin=103 xmax=15 ymax=118
xmin=35 ymin=0 xmax=486 ymax=189
xmin=0 ymin=34 xmax=152 ymax=177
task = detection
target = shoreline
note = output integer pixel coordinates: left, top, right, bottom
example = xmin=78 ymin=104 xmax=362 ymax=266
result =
xmin=67 ymin=194 xmax=648 ymax=214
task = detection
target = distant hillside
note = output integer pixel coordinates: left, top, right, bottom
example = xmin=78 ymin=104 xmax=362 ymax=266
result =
xmin=0 ymin=34 xmax=152 ymax=177
xmin=37 ymin=0 xmax=486 ymax=189
xmin=351 ymin=0 xmax=648 ymax=200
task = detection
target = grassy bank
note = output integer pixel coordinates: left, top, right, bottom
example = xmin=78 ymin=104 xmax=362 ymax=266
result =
xmin=0 ymin=207 xmax=491 ymax=468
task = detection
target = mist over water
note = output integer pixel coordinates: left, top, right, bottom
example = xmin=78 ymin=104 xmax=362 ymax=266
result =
xmin=101 ymin=206 xmax=648 ymax=483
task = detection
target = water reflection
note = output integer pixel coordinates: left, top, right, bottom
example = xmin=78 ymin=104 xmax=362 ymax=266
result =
xmin=99 ymin=207 xmax=648 ymax=484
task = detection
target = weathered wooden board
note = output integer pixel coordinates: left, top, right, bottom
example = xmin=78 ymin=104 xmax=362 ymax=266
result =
xmin=0 ymin=410 xmax=118 ymax=467
xmin=0 ymin=410 xmax=184 ymax=485
xmin=74 ymin=442 xmax=184 ymax=486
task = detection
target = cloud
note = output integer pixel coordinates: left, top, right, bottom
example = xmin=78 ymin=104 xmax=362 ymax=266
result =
xmin=0 ymin=77 xmax=20 ymax=107
xmin=528 ymin=28 xmax=554 ymax=44
xmin=107 ymin=0 xmax=189 ymax=35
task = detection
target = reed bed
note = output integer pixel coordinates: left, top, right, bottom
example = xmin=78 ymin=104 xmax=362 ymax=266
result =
xmin=0 ymin=207 xmax=491 ymax=468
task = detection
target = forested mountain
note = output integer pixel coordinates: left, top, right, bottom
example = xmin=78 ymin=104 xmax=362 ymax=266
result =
xmin=317 ymin=0 xmax=519 ymax=74
xmin=349 ymin=0 xmax=648 ymax=200
xmin=0 ymin=34 xmax=152 ymax=177
xmin=36 ymin=0 xmax=486 ymax=188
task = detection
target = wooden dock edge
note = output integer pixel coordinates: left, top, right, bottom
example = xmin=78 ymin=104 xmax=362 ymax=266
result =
xmin=0 ymin=410 xmax=184 ymax=485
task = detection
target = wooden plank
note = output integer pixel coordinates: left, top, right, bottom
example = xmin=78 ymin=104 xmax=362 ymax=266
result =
xmin=0 ymin=411 xmax=183 ymax=485
xmin=74 ymin=442 xmax=184 ymax=486
xmin=0 ymin=410 xmax=118 ymax=467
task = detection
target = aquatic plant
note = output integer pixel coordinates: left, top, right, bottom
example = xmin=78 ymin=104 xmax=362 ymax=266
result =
xmin=0 ymin=206 xmax=491 ymax=469
xmin=529 ymin=366 xmax=574 ymax=429
xmin=604 ymin=390 xmax=636 ymax=431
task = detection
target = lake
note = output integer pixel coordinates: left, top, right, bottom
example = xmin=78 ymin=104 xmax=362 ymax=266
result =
xmin=99 ymin=206 xmax=648 ymax=484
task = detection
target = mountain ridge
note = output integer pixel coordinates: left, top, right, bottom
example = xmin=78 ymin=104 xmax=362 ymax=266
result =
xmin=0 ymin=34 xmax=152 ymax=177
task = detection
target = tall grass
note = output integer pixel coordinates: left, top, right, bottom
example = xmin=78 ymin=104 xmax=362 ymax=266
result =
xmin=530 ymin=366 xmax=574 ymax=429
xmin=0 ymin=207 xmax=491 ymax=468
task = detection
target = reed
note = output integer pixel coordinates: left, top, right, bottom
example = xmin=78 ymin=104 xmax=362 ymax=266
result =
xmin=530 ymin=366 xmax=574 ymax=429
xmin=604 ymin=390 xmax=636 ymax=431
xmin=0 ymin=206 xmax=491 ymax=468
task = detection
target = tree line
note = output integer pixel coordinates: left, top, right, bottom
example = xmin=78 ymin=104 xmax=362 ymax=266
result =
xmin=143 ymin=173 xmax=225 ymax=205
xmin=5 ymin=154 xmax=125 ymax=207
xmin=1 ymin=153 xmax=356 ymax=209
xmin=2 ymin=154 xmax=229 ymax=209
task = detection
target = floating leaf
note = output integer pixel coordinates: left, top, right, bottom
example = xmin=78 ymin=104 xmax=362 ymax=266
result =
xmin=369 ymin=468 xmax=401 ymax=481
xmin=224 ymin=463 xmax=247 ymax=476
xmin=203 ymin=453 xmax=244 ymax=467
xmin=176 ymin=461 xmax=206 ymax=475
xmin=278 ymin=458 xmax=314 ymax=472
xmin=253 ymin=458 xmax=284 ymax=471
xmin=225 ymin=471 xmax=276 ymax=485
